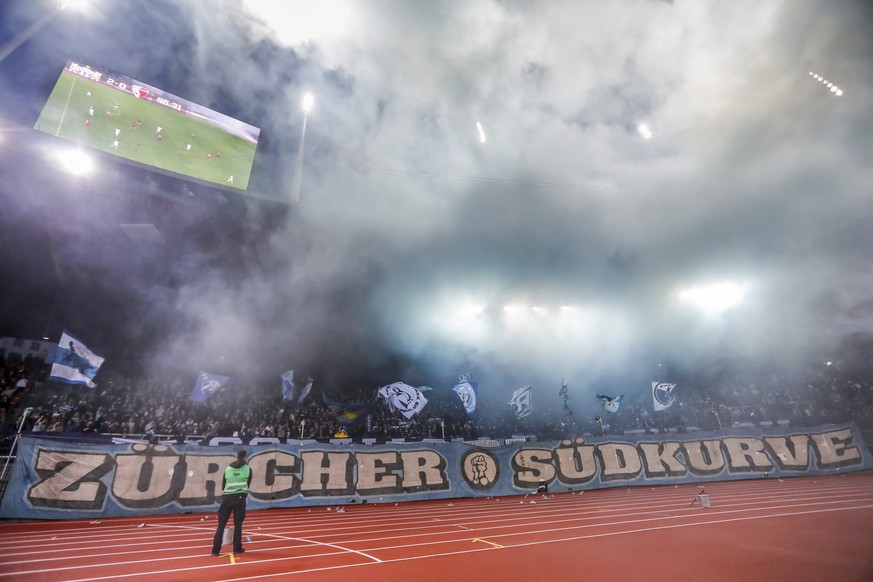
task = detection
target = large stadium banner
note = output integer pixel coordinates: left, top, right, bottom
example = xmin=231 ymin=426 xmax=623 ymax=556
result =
xmin=1 ymin=424 xmax=870 ymax=520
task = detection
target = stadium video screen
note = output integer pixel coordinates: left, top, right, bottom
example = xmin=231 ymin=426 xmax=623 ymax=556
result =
xmin=34 ymin=61 xmax=260 ymax=190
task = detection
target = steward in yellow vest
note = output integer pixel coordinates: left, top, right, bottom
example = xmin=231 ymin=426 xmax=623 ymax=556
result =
xmin=211 ymin=450 xmax=252 ymax=556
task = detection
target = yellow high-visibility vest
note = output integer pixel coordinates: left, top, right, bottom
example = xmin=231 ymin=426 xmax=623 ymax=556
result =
xmin=222 ymin=464 xmax=250 ymax=495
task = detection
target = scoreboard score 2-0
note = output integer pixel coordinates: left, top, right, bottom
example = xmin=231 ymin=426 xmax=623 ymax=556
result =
xmin=34 ymin=61 xmax=260 ymax=191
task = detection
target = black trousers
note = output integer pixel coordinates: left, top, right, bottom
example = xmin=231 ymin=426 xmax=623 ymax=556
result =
xmin=211 ymin=493 xmax=247 ymax=553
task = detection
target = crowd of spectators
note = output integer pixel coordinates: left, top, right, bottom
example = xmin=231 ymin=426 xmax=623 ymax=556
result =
xmin=3 ymin=340 xmax=873 ymax=448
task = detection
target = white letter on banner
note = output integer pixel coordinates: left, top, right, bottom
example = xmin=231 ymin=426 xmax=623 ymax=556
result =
xmin=400 ymin=450 xmax=448 ymax=492
xmin=681 ymin=440 xmax=726 ymax=476
xmin=512 ymin=448 xmax=556 ymax=488
xmin=178 ymin=454 xmax=234 ymax=506
xmin=112 ymin=444 xmax=178 ymax=507
xmin=300 ymin=451 xmax=354 ymax=495
xmin=554 ymin=439 xmax=597 ymax=485
xmin=28 ymin=450 xmax=111 ymax=509
xmin=639 ymin=441 xmax=687 ymax=478
xmin=722 ymin=437 xmax=774 ymax=473
xmin=811 ymin=428 xmax=862 ymax=469
xmin=763 ymin=435 xmax=811 ymax=471
xmin=356 ymin=451 xmax=401 ymax=493
xmin=248 ymin=451 xmax=300 ymax=500
xmin=597 ymin=443 xmax=642 ymax=482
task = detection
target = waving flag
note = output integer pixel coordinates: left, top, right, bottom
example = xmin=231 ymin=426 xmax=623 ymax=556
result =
xmin=509 ymin=385 xmax=532 ymax=418
xmin=50 ymin=330 xmax=105 ymax=387
xmin=652 ymin=382 xmax=677 ymax=411
xmin=452 ymin=373 xmax=478 ymax=418
xmin=189 ymin=371 xmax=229 ymax=402
xmin=378 ymin=382 xmax=428 ymax=419
xmin=596 ymin=392 xmax=623 ymax=413
xmin=559 ymin=378 xmax=572 ymax=416
xmin=322 ymin=392 xmax=372 ymax=428
xmin=281 ymin=370 xmax=312 ymax=408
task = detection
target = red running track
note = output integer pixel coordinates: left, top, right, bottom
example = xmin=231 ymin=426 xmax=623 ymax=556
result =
xmin=1 ymin=471 xmax=871 ymax=581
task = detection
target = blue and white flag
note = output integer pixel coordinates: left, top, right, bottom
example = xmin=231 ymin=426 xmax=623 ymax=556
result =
xmin=652 ymin=382 xmax=677 ymax=411
xmin=452 ymin=373 xmax=478 ymax=418
xmin=509 ymin=385 xmax=532 ymax=418
xmin=281 ymin=370 xmax=312 ymax=408
xmin=189 ymin=371 xmax=229 ymax=402
xmin=596 ymin=392 xmax=624 ymax=413
xmin=49 ymin=330 xmax=105 ymax=387
xmin=378 ymin=382 xmax=428 ymax=419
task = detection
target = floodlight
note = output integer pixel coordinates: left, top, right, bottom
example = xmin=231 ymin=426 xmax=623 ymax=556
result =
xmin=637 ymin=123 xmax=653 ymax=140
xmin=302 ymin=92 xmax=315 ymax=113
xmin=58 ymin=149 xmax=93 ymax=175
xmin=679 ymin=282 xmax=746 ymax=314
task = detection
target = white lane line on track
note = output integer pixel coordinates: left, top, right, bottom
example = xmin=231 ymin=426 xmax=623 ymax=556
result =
xmin=237 ymin=490 xmax=873 ymax=549
xmin=148 ymin=523 xmax=382 ymax=563
xmin=39 ymin=503 xmax=873 ymax=582
xmin=1 ymin=476 xmax=867 ymax=542
xmin=3 ymin=498 xmax=871 ymax=579
xmin=4 ymin=485 xmax=872 ymax=563
xmin=304 ymin=496 xmax=873 ymax=554
xmin=213 ymin=503 xmax=873 ymax=581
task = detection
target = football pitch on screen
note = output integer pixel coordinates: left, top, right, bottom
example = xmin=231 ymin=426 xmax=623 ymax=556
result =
xmin=34 ymin=72 xmax=257 ymax=190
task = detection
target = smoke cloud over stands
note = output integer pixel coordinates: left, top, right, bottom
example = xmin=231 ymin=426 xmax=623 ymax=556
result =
xmin=1 ymin=0 xmax=872 ymax=403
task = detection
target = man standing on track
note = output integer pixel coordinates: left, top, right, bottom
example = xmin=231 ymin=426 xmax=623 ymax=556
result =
xmin=211 ymin=450 xmax=252 ymax=556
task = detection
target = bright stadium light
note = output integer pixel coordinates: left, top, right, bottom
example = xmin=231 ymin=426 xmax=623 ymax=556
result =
xmin=637 ymin=123 xmax=653 ymax=140
xmin=291 ymin=92 xmax=315 ymax=202
xmin=58 ymin=149 xmax=94 ymax=175
xmin=809 ymin=72 xmax=845 ymax=97
xmin=302 ymin=92 xmax=315 ymax=113
xmin=679 ymin=282 xmax=747 ymax=314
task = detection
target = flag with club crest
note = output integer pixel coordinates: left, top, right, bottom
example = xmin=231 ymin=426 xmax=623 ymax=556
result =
xmin=378 ymin=382 xmax=428 ymax=419
xmin=452 ymin=373 xmax=478 ymax=418
xmin=509 ymin=385 xmax=532 ymax=418
xmin=652 ymin=382 xmax=677 ymax=411
xmin=189 ymin=371 xmax=229 ymax=402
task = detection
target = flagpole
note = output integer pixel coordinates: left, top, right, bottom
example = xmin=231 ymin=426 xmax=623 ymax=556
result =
xmin=1 ymin=407 xmax=33 ymax=483
xmin=711 ymin=408 xmax=722 ymax=430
